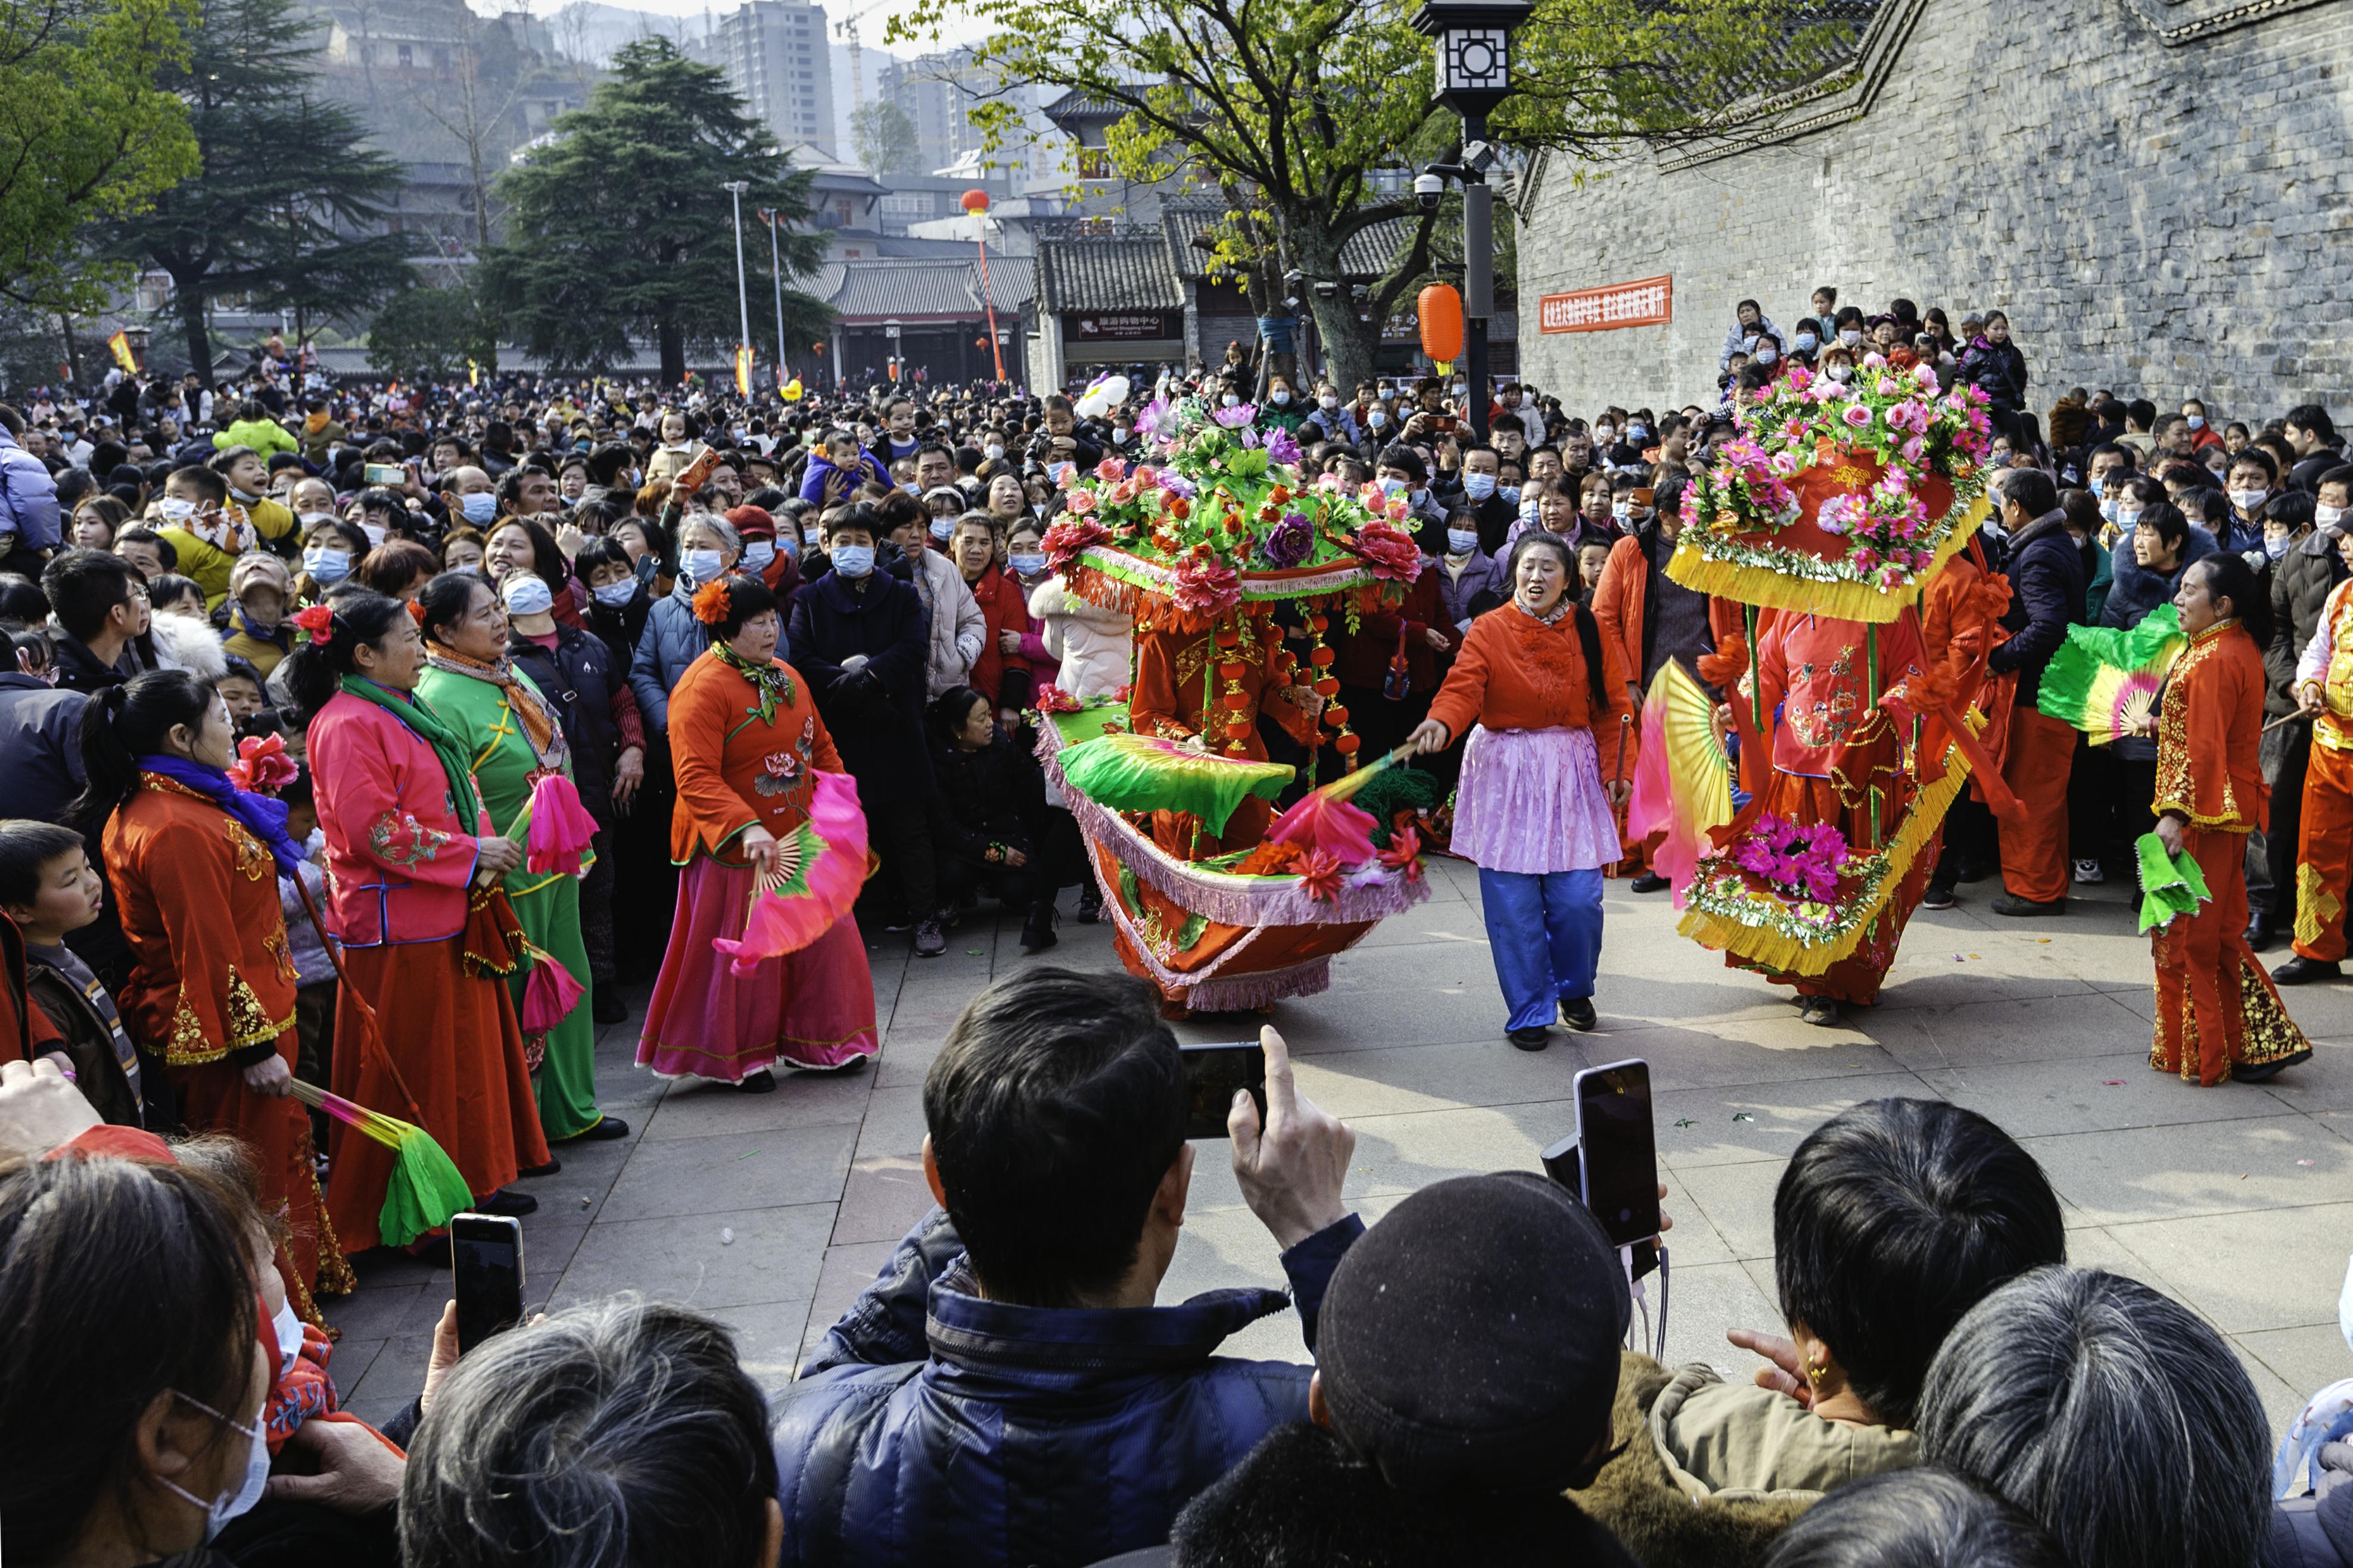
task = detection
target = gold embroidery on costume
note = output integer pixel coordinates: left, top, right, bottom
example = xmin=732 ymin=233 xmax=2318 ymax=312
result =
xmin=2296 ymin=862 xmax=2340 ymax=949
xmin=226 ymin=821 xmax=271 ymax=882
xmin=169 ymin=992 xmax=217 ymax=1065
xmin=265 ymin=928 xmax=300 ymax=984
xmin=224 ymin=967 xmax=290 ymax=1049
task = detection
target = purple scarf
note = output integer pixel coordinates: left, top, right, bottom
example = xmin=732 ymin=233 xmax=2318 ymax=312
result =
xmin=136 ymin=754 xmax=308 ymax=878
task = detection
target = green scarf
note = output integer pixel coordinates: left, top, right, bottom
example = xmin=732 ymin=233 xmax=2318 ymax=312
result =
xmin=338 ymin=675 xmax=487 ymax=833
xmin=712 ymin=642 xmax=796 ymax=728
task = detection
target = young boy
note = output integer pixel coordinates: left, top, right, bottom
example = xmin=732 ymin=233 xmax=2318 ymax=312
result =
xmin=796 ymin=428 xmax=891 ymax=505
xmin=150 ymin=464 xmax=256 ymax=610
xmin=0 ymin=821 xmax=144 ymax=1125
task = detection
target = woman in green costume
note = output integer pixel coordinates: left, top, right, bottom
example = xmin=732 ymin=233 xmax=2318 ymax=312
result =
xmin=413 ymin=571 xmax=625 ymax=1147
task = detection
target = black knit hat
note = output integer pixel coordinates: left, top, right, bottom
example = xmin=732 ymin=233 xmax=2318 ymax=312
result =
xmin=1316 ymin=1171 xmax=1630 ymax=1496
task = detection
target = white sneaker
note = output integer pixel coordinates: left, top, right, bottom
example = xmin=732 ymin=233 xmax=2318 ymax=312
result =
xmin=2072 ymin=859 xmax=2105 ymax=884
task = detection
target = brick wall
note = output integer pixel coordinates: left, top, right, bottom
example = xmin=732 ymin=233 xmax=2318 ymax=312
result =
xmin=1513 ymin=0 xmax=2353 ymax=426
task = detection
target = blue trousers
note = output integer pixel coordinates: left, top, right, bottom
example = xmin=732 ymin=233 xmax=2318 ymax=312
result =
xmin=1479 ymin=868 xmax=1605 ymax=1031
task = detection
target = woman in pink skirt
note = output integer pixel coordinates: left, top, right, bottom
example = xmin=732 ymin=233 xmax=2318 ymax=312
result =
xmin=639 ymin=574 xmax=877 ymax=1091
xmin=1410 ymin=533 xmax=1633 ymax=1049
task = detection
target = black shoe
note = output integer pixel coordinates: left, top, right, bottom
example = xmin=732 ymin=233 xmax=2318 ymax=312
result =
xmin=2245 ymin=923 xmax=2283 ymax=953
xmin=1075 ymin=886 xmax=1103 ymax=924
xmin=474 ymin=1187 xmax=539 ymax=1217
xmin=559 ymin=1116 xmax=629 ymax=1142
xmin=2233 ymin=1049 xmax=2314 ymax=1082
xmin=516 ymin=1158 xmax=562 ymax=1179
xmin=937 ymin=903 xmax=961 ymax=931
xmin=735 ymin=1069 xmax=777 ymax=1093
xmin=1629 ymin=872 xmax=1669 ymax=894
xmin=1021 ymin=902 xmax=1060 ymax=954
xmin=1991 ymin=893 xmax=2067 ymax=917
xmin=1798 ymin=996 xmax=1840 ymax=1027
xmin=1508 ymin=1026 xmax=1551 ymax=1051
xmin=1560 ymin=997 xmax=1597 ymax=1031
xmin=913 ymin=919 xmax=946 ymax=958
xmin=1954 ymin=858 xmax=1994 ymax=885
xmin=592 ymin=986 xmax=629 ymax=1025
xmin=2273 ymin=956 xmax=2341 ymax=985
xmin=1921 ymin=883 xmax=1957 ymax=911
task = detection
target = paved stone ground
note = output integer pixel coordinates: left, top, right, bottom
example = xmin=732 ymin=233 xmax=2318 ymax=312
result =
xmin=323 ymin=857 xmax=2353 ymax=1438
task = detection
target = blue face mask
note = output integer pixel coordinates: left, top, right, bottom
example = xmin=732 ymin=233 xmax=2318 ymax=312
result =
xmin=592 ymin=579 xmax=637 ymax=608
xmin=1446 ymin=528 xmax=1480 ymax=555
xmin=303 ymin=547 xmax=351 ymax=584
xmin=459 ymin=491 xmax=497 ymax=526
xmin=1010 ymin=551 xmax=1047 ymax=576
xmin=1498 ymin=485 xmax=1520 ymax=505
xmin=1462 ymin=472 xmax=1496 ymax=501
xmin=830 ymin=544 xmax=875 ymax=578
xmin=743 ymin=540 xmax=777 ymax=571
xmin=680 ymin=548 xmax=725 ymax=583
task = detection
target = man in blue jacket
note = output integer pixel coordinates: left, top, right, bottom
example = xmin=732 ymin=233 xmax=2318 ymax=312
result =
xmin=1986 ymin=467 xmax=2090 ymax=917
xmin=0 ymin=404 xmax=61 ymax=562
xmin=771 ymin=967 xmax=1363 ymax=1568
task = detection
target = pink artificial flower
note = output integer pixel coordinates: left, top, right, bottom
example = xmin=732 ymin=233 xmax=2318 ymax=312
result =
xmin=1901 ymin=435 xmax=1927 ymax=464
xmin=1841 ymin=403 xmax=1875 ymax=429
xmin=1096 ymin=458 xmax=1126 ymax=481
xmin=1066 ymin=488 xmax=1098 ymax=515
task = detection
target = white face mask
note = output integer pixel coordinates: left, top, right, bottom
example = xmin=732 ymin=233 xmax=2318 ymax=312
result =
xmin=2230 ymin=487 xmax=2268 ymax=513
xmin=1828 ymin=366 xmax=1854 ymax=384
xmin=1446 ymin=528 xmax=1480 ymax=555
xmin=1319 ymin=394 xmax=1339 ymax=410
xmin=743 ymin=540 xmax=777 ymax=570
xmin=984 ymin=443 xmax=1006 ymax=461
xmin=502 ymin=576 xmax=555 ymax=617
xmin=1755 ymin=347 xmax=1778 ymax=365
xmin=1221 ymin=394 xmax=1240 ymax=407
xmin=1840 ymin=329 xmax=1863 ymax=348
xmin=2319 ymin=504 xmax=2346 ymax=531
xmin=272 ymin=1298 xmax=304 ymax=1379
xmin=295 ymin=510 xmax=334 ymax=529
xmin=1595 ymin=426 xmax=1616 ymax=442
xmin=1367 ymin=410 xmax=1386 ymax=429
xmin=154 ymin=1391 xmax=270 ymax=1542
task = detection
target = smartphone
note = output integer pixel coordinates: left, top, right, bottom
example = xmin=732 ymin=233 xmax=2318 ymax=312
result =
xmin=1574 ymin=1059 xmax=1661 ymax=1246
xmin=450 ymin=1212 xmax=526 ymax=1355
xmin=363 ymin=462 xmax=405 ymax=485
xmin=1180 ymin=1040 xmax=1266 ymax=1139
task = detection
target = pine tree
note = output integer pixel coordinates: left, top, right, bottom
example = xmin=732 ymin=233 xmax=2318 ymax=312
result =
xmin=99 ymin=0 xmax=412 ymax=383
xmin=479 ymin=38 xmax=829 ymax=387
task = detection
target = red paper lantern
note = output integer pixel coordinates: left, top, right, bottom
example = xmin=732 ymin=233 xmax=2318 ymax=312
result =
xmin=960 ymin=189 xmax=991 ymax=213
xmin=1418 ymin=285 xmax=1464 ymax=364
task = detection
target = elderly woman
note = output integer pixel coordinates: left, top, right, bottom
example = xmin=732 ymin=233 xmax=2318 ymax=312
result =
xmin=414 ymin=572 xmax=621 ymax=1145
xmin=640 ymin=573 xmax=876 ymax=1090
xmin=1411 ymin=532 xmax=1631 ymax=1048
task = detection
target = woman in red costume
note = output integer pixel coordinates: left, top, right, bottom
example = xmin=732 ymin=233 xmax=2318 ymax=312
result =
xmin=287 ymin=589 xmax=550 ymax=1251
xmin=80 ymin=669 xmax=352 ymax=1320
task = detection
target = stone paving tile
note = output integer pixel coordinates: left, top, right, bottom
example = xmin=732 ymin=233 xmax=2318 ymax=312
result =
xmin=710 ymin=1298 xmax=817 ymax=1394
xmin=550 ymin=1202 xmax=835 ymax=1313
xmin=2021 ymin=1114 xmax=2353 ymax=1227
xmin=2100 ymin=1202 xmax=2353 ymax=1335
xmin=595 ymin=1121 xmax=859 ymax=1226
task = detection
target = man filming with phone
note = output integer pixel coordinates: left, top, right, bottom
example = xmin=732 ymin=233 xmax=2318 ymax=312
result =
xmin=770 ymin=967 xmax=1362 ymax=1568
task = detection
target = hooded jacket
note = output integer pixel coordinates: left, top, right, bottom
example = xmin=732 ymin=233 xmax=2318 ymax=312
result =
xmin=1987 ymin=509 xmax=2089 ymax=707
xmin=2100 ymin=522 xmax=2217 ymax=631
xmin=1029 ymin=575 xmax=1133 ymax=701
xmin=0 ymin=425 xmax=60 ymax=551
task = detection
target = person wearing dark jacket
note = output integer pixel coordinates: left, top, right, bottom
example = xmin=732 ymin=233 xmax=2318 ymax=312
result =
xmin=771 ymin=968 xmax=1364 ymax=1568
xmin=1956 ymin=313 xmax=2030 ymax=441
xmin=927 ymin=685 xmax=1056 ymax=952
xmin=2099 ymin=497 xmax=2215 ymax=631
xmin=0 ymin=669 xmax=86 ymax=826
xmin=1167 ymin=1171 xmax=1638 ymax=1568
xmin=786 ymin=503 xmax=944 ymax=958
xmin=39 ymin=548 xmax=150 ymax=694
xmin=1985 ymin=471 xmax=2087 ymax=915
xmin=2260 ymin=476 xmax=2352 ymax=951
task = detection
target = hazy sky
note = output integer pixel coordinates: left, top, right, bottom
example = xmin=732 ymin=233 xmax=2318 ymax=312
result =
xmin=517 ymin=0 xmax=997 ymax=52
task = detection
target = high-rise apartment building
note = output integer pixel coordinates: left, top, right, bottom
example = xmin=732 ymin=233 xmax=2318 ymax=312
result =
xmin=690 ymin=1 xmax=835 ymax=157
xmin=881 ymin=46 xmax=1061 ymax=186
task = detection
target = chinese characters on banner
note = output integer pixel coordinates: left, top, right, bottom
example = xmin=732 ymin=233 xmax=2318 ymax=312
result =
xmin=1538 ymin=276 xmax=1673 ymax=333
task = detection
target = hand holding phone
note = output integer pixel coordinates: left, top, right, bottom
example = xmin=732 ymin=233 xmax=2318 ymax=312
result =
xmin=1573 ymin=1059 xmax=1661 ymax=1246
xmin=452 ymin=1212 xmax=525 ymax=1355
xmin=363 ymin=462 xmax=405 ymax=486
xmin=1225 ymin=1025 xmax=1355 ymax=1250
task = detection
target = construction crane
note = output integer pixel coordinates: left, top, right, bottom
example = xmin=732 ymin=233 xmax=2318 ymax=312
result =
xmin=830 ymin=0 xmax=891 ymax=113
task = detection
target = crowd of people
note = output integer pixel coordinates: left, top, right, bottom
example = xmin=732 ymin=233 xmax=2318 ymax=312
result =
xmin=0 ymin=284 xmax=2348 ymax=1567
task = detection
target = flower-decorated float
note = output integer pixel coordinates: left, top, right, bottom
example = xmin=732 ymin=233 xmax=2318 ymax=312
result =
xmin=1032 ymin=395 xmax=1434 ymax=1011
xmin=1638 ymin=360 xmax=2009 ymax=993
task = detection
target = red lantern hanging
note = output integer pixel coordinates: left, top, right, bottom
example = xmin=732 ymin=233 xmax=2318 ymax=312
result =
xmin=1418 ymin=285 xmax=1464 ymax=366
xmin=960 ymin=188 xmax=991 ymax=213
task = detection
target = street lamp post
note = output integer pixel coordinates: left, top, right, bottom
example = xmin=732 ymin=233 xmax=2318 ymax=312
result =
xmin=722 ymin=179 xmax=753 ymax=392
xmin=1411 ymin=0 xmax=1530 ymax=442
xmin=761 ymin=208 xmax=788 ymax=392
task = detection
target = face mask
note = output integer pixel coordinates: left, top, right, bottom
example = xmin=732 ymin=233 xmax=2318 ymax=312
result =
xmin=985 ymin=443 xmax=1006 ymax=460
xmin=1498 ymin=485 xmax=1520 ymax=505
xmin=2320 ymin=504 xmax=2346 ymax=531
xmin=2187 ymin=414 xmax=2206 ymax=430
xmin=592 ymin=579 xmax=637 ymax=607
xmin=2230 ymin=487 xmax=2268 ymax=513
xmin=295 ymin=510 xmax=335 ymax=530
xmin=1794 ymin=333 xmax=1818 ymax=352
xmin=158 ymin=496 xmax=198 ymax=522
xmin=1520 ymin=494 xmax=1541 ymax=520
xmin=230 ymin=487 xmax=262 ymax=505
xmin=459 ymin=491 xmax=497 ymax=525
xmin=830 ymin=544 xmax=874 ymax=578
xmin=1112 ymin=428 xmax=1131 ymax=444
xmin=804 ymin=525 xmax=824 ymax=548
xmin=502 ymin=576 xmax=554 ymax=616
xmin=927 ymin=517 xmax=955 ymax=543
xmin=1595 ymin=425 xmax=1616 ymax=442
xmin=1379 ymin=477 xmax=1408 ymax=499
xmin=2099 ymin=497 xmax=2121 ymax=524
xmin=1446 ymin=528 xmax=1480 ymax=555
xmin=362 ymin=522 xmax=387 ymax=548
xmin=2267 ymin=534 xmax=2292 ymax=560
xmin=303 ymin=547 xmax=351 ymax=584
xmin=154 ymin=1391 xmax=270 ymax=1542
xmin=272 ymin=1298 xmax=304 ymax=1379
xmin=1613 ymin=502 xmax=1632 ymax=523
xmin=1367 ymin=410 xmax=1386 ymax=429
xmin=1627 ymin=423 xmax=1649 ymax=442
xmin=1409 ymin=488 xmax=1428 ymax=508
xmin=1319 ymin=394 xmax=1339 ymax=410
xmin=1462 ymin=473 xmax=1496 ymax=501
xmin=1828 ymin=366 xmax=1854 ymax=384
xmin=1840 ymin=329 xmax=1863 ymax=348
xmin=1740 ymin=337 xmax=1759 ymax=355
xmin=1221 ymin=394 xmax=1240 ymax=408
xmin=1010 ymin=551 xmax=1047 ymax=576
xmin=680 ymin=547 xmax=725 ymax=582
xmin=1269 ymin=390 xmax=1291 ymax=406
xmin=2117 ymin=509 xmax=2142 ymax=533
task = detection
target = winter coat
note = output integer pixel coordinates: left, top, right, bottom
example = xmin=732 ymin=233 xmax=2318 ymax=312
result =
xmin=1435 ymin=547 xmax=1509 ymax=634
xmin=2270 ymin=531 xmax=2346 ymax=714
xmin=1956 ymin=335 xmax=2030 ymax=413
xmin=0 ymin=425 xmax=61 ymax=552
xmin=2100 ymin=523 xmax=2217 ymax=631
xmin=211 ymin=417 xmax=298 ymax=457
xmin=147 ymin=610 xmax=228 ymax=681
xmin=1171 ymin=1422 xmax=1640 ymax=1568
xmin=796 ymin=446 xmax=891 ymax=504
xmin=907 ymin=547 xmax=985 ymax=697
xmin=1029 ymin=575 xmax=1132 ymax=700
xmin=1570 ymin=1352 xmax=1916 ymax=1568
xmin=963 ymin=564 xmax=1030 ymax=704
xmin=1720 ymin=316 xmax=1782 ymax=370
xmin=929 ymin=733 xmax=1044 ymax=866
xmin=0 ymin=673 xmax=87 ymax=825
xmin=508 ymin=622 xmax=632 ymax=815
xmin=627 ymin=589 xmax=711 ymax=734
xmin=1988 ymin=510 xmax=2089 ymax=707
xmin=771 ymin=1206 xmax=1363 ymax=1568
xmin=786 ymin=567 xmax=933 ymax=806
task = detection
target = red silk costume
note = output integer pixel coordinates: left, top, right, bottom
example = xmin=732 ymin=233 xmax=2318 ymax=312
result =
xmin=1127 ymin=607 xmax=1316 ymax=857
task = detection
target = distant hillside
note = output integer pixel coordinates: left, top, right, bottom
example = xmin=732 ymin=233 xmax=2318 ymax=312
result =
xmin=540 ymin=0 xmax=708 ymax=65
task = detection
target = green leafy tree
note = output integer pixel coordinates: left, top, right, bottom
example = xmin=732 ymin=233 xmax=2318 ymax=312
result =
xmin=852 ymin=101 xmax=922 ymax=176
xmin=892 ymin=0 xmax=1857 ymax=389
xmin=0 ymin=0 xmax=200 ymax=316
xmin=98 ymin=0 xmax=413 ymax=384
xmin=480 ymin=38 xmax=830 ymax=387
xmin=365 ymin=285 xmax=499 ymax=383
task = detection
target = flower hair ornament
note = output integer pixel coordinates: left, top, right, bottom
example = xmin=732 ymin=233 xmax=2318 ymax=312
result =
xmin=291 ymin=604 xmax=337 ymax=646
xmin=691 ymin=578 xmax=733 ymax=626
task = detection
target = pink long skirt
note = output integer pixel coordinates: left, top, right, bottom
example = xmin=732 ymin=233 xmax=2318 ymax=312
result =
xmin=637 ymin=857 xmax=879 ymax=1082
xmin=1452 ymin=725 xmax=1621 ymax=875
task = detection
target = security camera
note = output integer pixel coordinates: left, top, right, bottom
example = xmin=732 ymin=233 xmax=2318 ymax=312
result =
xmin=1314 ymin=279 xmax=1339 ymax=298
xmin=1461 ymin=139 xmax=1498 ymax=173
xmin=1414 ymin=171 xmax=1444 ymax=210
